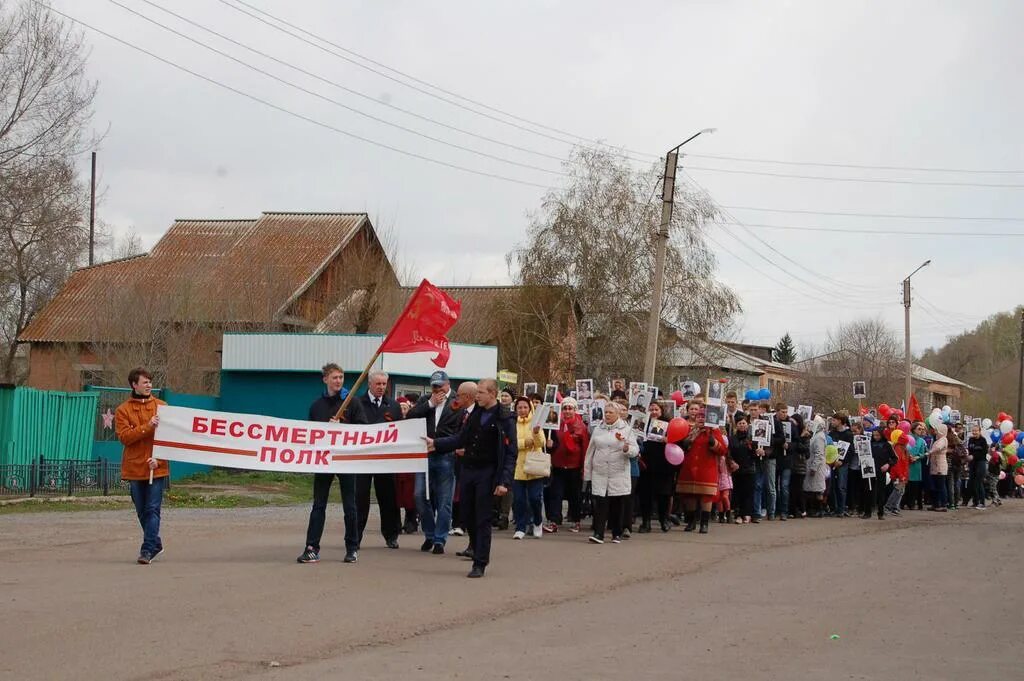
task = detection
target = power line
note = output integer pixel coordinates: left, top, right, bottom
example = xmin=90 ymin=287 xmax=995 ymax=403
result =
xmin=216 ymin=0 xmax=657 ymax=163
xmin=686 ymin=152 xmax=1024 ymax=175
xmin=132 ymin=0 xmax=584 ymax=168
xmin=40 ymin=3 xmax=557 ymax=190
xmin=722 ymin=205 xmax=1024 ymax=223
xmin=719 ymin=220 xmax=1024 ymax=238
xmin=687 ymin=164 xmax=1024 ymax=189
xmin=106 ymin=0 xmax=570 ymax=178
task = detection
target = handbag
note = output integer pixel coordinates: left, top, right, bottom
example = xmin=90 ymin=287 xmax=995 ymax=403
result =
xmin=523 ymin=450 xmax=551 ymax=477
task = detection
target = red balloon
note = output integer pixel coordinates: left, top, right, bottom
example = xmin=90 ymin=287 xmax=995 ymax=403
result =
xmin=998 ymin=412 xmax=1010 ymax=423
xmin=878 ymin=404 xmax=891 ymax=418
xmin=666 ymin=417 xmax=691 ymax=443
xmin=1001 ymin=432 xmax=1015 ymax=445
xmin=1015 ymin=474 xmax=1024 ymax=486
xmin=669 ymin=390 xmax=685 ymax=407
xmin=1008 ymin=454 xmax=1019 ymax=467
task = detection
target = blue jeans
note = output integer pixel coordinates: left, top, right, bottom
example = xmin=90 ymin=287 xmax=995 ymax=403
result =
xmin=831 ymin=465 xmax=849 ymax=514
xmin=776 ymin=467 xmax=791 ymax=517
xmin=129 ymin=477 xmax=165 ymax=556
xmin=754 ymin=466 xmax=764 ymax=517
xmin=931 ymin=474 xmax=948 ymax=508
xmin=415 ymin=453 xmax=456 ymax=546
xmin=512 ymin=478 xmax=544 ymax=532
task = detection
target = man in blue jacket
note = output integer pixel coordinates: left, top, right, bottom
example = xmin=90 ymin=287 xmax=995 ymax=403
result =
xmin=425 ymin=378 xmax=516 ymax=578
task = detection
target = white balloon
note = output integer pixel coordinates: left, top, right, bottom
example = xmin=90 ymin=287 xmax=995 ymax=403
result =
xmin=931 ymin=408 xmax=942 ymax=415
xmin=982 ymin=418 xmax=993 ymax=429
xmin=941 ymin=405 xmax=951 ymax=413
xmin=1000 ymin=420 xmax=1014 ymax=434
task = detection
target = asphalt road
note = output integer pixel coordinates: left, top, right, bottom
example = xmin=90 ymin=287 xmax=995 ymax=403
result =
xmin=1 ymin=502 xmax=1020 ymax=681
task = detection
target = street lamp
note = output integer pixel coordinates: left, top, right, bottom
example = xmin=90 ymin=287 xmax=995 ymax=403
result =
xmin=903 ymin=259 xmax=931 ymax=411
xmin=642 ymin=128 xmax=716 ymax=385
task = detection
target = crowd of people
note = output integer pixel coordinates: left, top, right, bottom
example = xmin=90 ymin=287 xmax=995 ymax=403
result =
xmin=116 ymin=364 xmax=1022 ymax=579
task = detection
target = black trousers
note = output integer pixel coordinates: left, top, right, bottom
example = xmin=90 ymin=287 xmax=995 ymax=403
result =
xmin=355 ymin=473 xmax=401 ymax=544
xmin=861 ymin=476 xmax=887 ymax=516
xmin=903 ymin=480 xmax=923 ymax=508
xmin=461 ymin=466 xmax=497 ymax=567
xmin=592 ymin=494 xmax=625 ymax=540
xmin=546 ymin=467 xmax=582 ymax=524
xmin=638 ymin=468 xmax=673 ymax=523
xmin=732 ymin=472 xmax=755 ymax=519
xmin=620 ymin=476 xmax=638 ymax=530
xmin=790 ymin=473 xmax=806 ymax=515
xmin=305 ymin=473 xmax=358 ymax=552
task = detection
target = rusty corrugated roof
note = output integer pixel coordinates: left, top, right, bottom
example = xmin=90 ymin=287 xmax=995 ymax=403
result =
xmin=19 ymin=213 xmax=368 ymax=342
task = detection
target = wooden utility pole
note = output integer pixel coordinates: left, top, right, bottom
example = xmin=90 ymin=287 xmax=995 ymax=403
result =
xmin=642 ymin=150 xmax=677 ymax=386
xmin=89 ymin=151 xmax=96 ymax=266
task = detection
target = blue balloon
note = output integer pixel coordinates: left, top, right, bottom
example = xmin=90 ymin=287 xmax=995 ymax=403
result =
xmin=341 ymin=387 xmax=350 ymax=399
xmin=758 ymin=388 xmax=771 ymax=400
xmin=826 ymin=435 xmax=834 ymax=445
xmin=991 ymin=431 xmax=1002 ymax=444
xmin=1016 ymin=432 xmax=1024 ymax=444
xmin=745 ymin=390 xmax=758 ymax=401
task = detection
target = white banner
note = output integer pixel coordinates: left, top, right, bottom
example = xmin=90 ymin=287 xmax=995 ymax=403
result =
xmin=152 ymin=405 xmax=428 ymax=474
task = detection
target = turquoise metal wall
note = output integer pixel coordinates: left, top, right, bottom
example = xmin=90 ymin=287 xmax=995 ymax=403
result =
xmin=0 ymin=386 xmax=98 ymax=465
xmin=219 ymin=371 xmax=340 ymax=421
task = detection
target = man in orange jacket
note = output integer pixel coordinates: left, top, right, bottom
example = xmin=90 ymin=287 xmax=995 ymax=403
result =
xmin=115 ymin=367 xmax=169 ymax=564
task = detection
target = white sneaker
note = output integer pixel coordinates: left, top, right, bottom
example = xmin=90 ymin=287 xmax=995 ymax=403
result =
xmin=974 ymin=505 xmax=986 ymax=510
xmin=513 ymin=531 xmax=526 ymax=540
xmin=532 ymin=524 xmax=543 ymax=539
xmin=449 ymin=527 xmax=465 ymax=536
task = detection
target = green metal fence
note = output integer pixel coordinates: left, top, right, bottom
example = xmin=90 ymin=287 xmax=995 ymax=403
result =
xmin=0 ymin=386 xmax=99 ymax=465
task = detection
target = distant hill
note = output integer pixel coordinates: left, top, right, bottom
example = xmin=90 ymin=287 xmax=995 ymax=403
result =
xmin=917 ymin=306 xmax=1022 ymax=417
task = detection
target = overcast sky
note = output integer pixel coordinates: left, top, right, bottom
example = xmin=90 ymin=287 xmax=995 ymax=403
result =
xmin=54 ymin=0 xmax=1024 ymax=356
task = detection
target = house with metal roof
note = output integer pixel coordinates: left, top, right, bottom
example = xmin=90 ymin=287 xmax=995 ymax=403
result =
xmin=18 ymin=212 xmax=402 ymax=392
xmin=664 ymin=337 xmax=803 ymax=402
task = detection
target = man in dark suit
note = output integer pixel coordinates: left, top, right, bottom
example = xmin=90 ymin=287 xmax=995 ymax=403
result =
xmin=353 ymin=371 xmax=403 ymax=549
xmin=407 ymin=370 xmax=463 ymax=554
xmin=427 ymin=378 xmax=516 ymax=578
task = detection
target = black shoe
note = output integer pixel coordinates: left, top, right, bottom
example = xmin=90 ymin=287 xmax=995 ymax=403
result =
xmin=778 ymin=515 xmax=788 ymax=522
xmin=497 ymin=518 xmax=509 ymax=531
xmin=343 ymin=550 xmax=358 ymax=563
xmin=386 ymin=538 xmax=400 ymax=550
xmin=669 ymin=514 xmax=681 ymax=526
xmin=683 ymin=511 xmax=697 ymax=532
xmin=467 ymin=564 xmax=485 ymax=578
xmin=750 ymin=517 xmax=760 ymax=523
xmin=621 ymin=528 xmax=631 ymax=539
xmin=698 ymin=511 xmax=710 ymax=534
xmin=151 ymin=546 xmax=164 ymax=562
xmin=403 ymin=521 xmax=419 ymax=535
xmin=432 ymin=543 xmax=444 ymax=554
xmin=638 ymin=522 xmax=651 ymax=534
xmin=297 ymin=546 xmax=320 ymax=564
xmin=660 ymin=520 xmax=671 ymax=533
xmin=456 ymin=547 xmax=474 ymax=560
xmin=137 ymin=552 xmax=152 ymax=565
xmin=420 ymin=539 xmax=433 ymax=552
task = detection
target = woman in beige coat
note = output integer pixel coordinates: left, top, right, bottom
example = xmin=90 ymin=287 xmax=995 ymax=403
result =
xmin=928 ymin=423 xmax=949 ymax=512
xmin=583 ymin=402 xmax=639 ymax=544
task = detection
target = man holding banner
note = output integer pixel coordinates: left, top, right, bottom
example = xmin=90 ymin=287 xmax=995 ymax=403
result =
xmin=426 ymin=378 xmax=516 ymax=578
xmin=353 ymin=371 xmax=404 ymax=550
xmin=298 ymin=363 xmax=360 ymax=564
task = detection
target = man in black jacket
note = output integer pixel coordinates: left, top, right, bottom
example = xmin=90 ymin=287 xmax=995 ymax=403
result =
xmin=297 ymin=363 xmax=359 ymax=564
xmin=407 ymin=371 xmax=462 ymax=553
xmin=426 ymin=378 xmax=516 ymax=578
xmin=771 ymin=402 xmax=792 ymax=521
xmin=353 ymin=371 xmax=403 ymax=550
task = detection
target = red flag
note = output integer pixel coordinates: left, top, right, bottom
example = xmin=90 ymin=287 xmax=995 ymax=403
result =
xmin=908 ymin=394 xmax=925 ymax=423
xmin=378 ymin=280 xmax=461 ymax=367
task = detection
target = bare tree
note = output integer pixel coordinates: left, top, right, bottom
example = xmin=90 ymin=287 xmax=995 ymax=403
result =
xmin=799 ymin=316 xmax=902 ymax=413
xmin=507 ymin=146 xmax=741 ymax=386
xmin=0 ymin=0 xmax=97 ymax=382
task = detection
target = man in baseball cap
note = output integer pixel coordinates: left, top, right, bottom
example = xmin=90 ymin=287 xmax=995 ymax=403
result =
xmin=430 ymin=370 xmax=449 ymax=387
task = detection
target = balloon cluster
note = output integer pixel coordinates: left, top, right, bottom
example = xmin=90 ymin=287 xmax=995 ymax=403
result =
xmin=744 ymin=388 xmax=771 ymax=401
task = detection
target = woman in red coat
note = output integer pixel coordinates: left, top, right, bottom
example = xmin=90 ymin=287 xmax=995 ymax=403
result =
xmin=676 ymin=406 xmax=727 ymax=534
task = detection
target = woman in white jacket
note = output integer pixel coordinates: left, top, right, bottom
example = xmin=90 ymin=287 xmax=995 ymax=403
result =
xmin=584 ymin=401 xmax=639 ymax=544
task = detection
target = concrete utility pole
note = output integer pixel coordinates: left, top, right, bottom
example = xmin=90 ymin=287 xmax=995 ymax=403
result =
xmin=1017 ymin=307 xmax=1023 ymax=424
xmin=89 ymin=151 xmax=96 ymax=266
xmin=903 ymin=260 xmax=931 ymax=408
xmin=643 ymin=128 xmax=715 ymax=385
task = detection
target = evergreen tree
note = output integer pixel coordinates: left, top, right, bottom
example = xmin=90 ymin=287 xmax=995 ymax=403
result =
xmin=773 ymin=333 xmax=797 ymax=365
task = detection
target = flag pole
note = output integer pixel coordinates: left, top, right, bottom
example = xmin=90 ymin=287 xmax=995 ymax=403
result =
xmin=333 ymin=280 xmax=429 ymax=421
